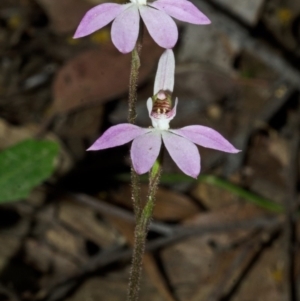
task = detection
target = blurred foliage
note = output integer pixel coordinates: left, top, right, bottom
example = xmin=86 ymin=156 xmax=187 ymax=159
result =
xmin=0 ymin=139 xmax=59 ymax=203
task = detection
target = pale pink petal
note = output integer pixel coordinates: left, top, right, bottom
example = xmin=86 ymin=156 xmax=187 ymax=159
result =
xmin=170 ymin=126 xmax=240 ymax=153
xmin=162 ymin=131 xmax=200 ymax=178
xmin=88 ymin=124 xmax=150 ymax=151
xmin=150 ymin=0 xmax=210 ymax=24
xmin=111 ymin=5 xmax=140 ymax=53
xmin=74 ymin=3 xmax=126 ymax=38
xmin=139 ymin=6 xmax=178 ymax=49
xmin=131 ymin=130 xmax=162 ymax=174
xmin=154 ymin=49 xmax=175 ymax=94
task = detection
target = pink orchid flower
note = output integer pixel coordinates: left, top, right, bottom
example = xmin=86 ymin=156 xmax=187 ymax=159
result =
xmin=88 ymin=50 xmax=239 ymax=178
xmin=74 ymin=0 xmax=210 ymax=53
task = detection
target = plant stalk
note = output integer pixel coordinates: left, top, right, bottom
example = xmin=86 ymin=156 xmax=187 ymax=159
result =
xmin=127 ymin=153 xmax=163 ymax=301
xmin=128 ymin=24 xmax=143 ymax=220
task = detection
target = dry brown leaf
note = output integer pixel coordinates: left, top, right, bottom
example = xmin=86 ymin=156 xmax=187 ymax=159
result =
xmin=245 ymin=131 xmax=286 ymax=205
xmin=0 ymin=234 xmax=25 ymax=270
xmin=230 ymin=235 xmax=291 ymax=301
xmin=52 ymin=105 xmax=103 ymax=138
xmin=262 ymin=1 xmax=300 ymax=52
xmin=267 ymin=134 xmax=289 ymax=167
xmin=110 ymin=184 xmax=200 ymax=222
xmin=52 ymin=35 xmax=163 ymax=115
xmin=212 ymin=0 xmax=265 ymax=25
xmin=58 ymin=198 xmax=125 ymax=248
xmin=25 ymin=239 xmax=80 ymax=284
xmin=191 ymin=180 xmax=239 ymax=210
xmin=0 ymin=118 xmax=38 ymax=150
xmin=65 ymin=272 xmax=165 ymax=301
xmin=161 ymin=203 xmax=275 ymax=301
xmin=179 ymin=23 xmax=241 ymax=72
xmin=186 ymin=202 xmax=266 ymax=227
xmin=45 ymin=224 xmax=87 ymax=261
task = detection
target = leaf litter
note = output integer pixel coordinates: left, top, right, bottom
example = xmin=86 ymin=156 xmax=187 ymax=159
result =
xmin=0 ymin=0 xmax=300 ymax=300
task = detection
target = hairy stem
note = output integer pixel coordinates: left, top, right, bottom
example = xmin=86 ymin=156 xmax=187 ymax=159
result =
xmin=130 ymin=167 xmax=142 ymax=219
xmin=127 ymin=153 xmax=163 ymax=301
xmin=128 ymin=26 xmax=143 ymax=220
xmin=128 ymin=30 xmax=143 ymax=124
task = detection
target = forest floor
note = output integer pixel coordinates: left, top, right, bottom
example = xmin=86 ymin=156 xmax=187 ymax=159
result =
xmin=0 ymin=0 xmax=300 ymax=301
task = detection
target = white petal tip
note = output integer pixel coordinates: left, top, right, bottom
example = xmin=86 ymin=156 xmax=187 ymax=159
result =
xmin=117 ymin=47 xmax=131 ymax=54
xmin=194 ymin=18 xmax=211 ymax=25
xmin=134 ymin=167 xmax=149 ymax=175
xmin=73 ymin=32 xmax=83 ymax=39
xmin=183 ymin=170 xmax=199 ymax=179
xmin=87 ymin=145 xmax=103 ymax=151
xmin=114 ymin=43 xmax=134 ymax=53
xmin=203 ymin=18 xmax=211 ymax=25
xmin=73 ymin=27 xmax=91 ymax=38
xmin=229 ymin=148 xmax=242 ymax=154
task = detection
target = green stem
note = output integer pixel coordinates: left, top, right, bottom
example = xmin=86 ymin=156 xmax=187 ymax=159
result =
xmin=127 ymin=153 xmax=163 ymax=301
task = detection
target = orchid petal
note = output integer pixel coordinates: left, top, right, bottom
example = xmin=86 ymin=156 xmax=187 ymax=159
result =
xmin=150 ymin=0 xmax=210 ymax=24
xmin=139 ymin=6 xmax=178 ymax=49
xmin=170 ymin=126 xmax=240 ymax=153
xmin=111 ymin=5 xmax=139 ymax=53
xmin=131 ymin=130 xmax=162 ymax=174
xmin=154 ymin=49 xmax=175 ymax=95
xmin=74 ymin=3 xmax=126 ymax=38
xmin=162 ymin=131 xmax=200 ymax=178
xmin=88 ymin=124 xmax=149 ymax=151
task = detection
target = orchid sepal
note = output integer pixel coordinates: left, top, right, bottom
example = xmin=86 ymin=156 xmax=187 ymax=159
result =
xmin=74 ymin=0 xmax=210 ymax=53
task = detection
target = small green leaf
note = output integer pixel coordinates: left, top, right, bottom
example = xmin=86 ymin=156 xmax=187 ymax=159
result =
xmin=0 ymin=139 xmax=59 ymax=203
xmin=199 ymin=175 xmax=283 ymax=213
